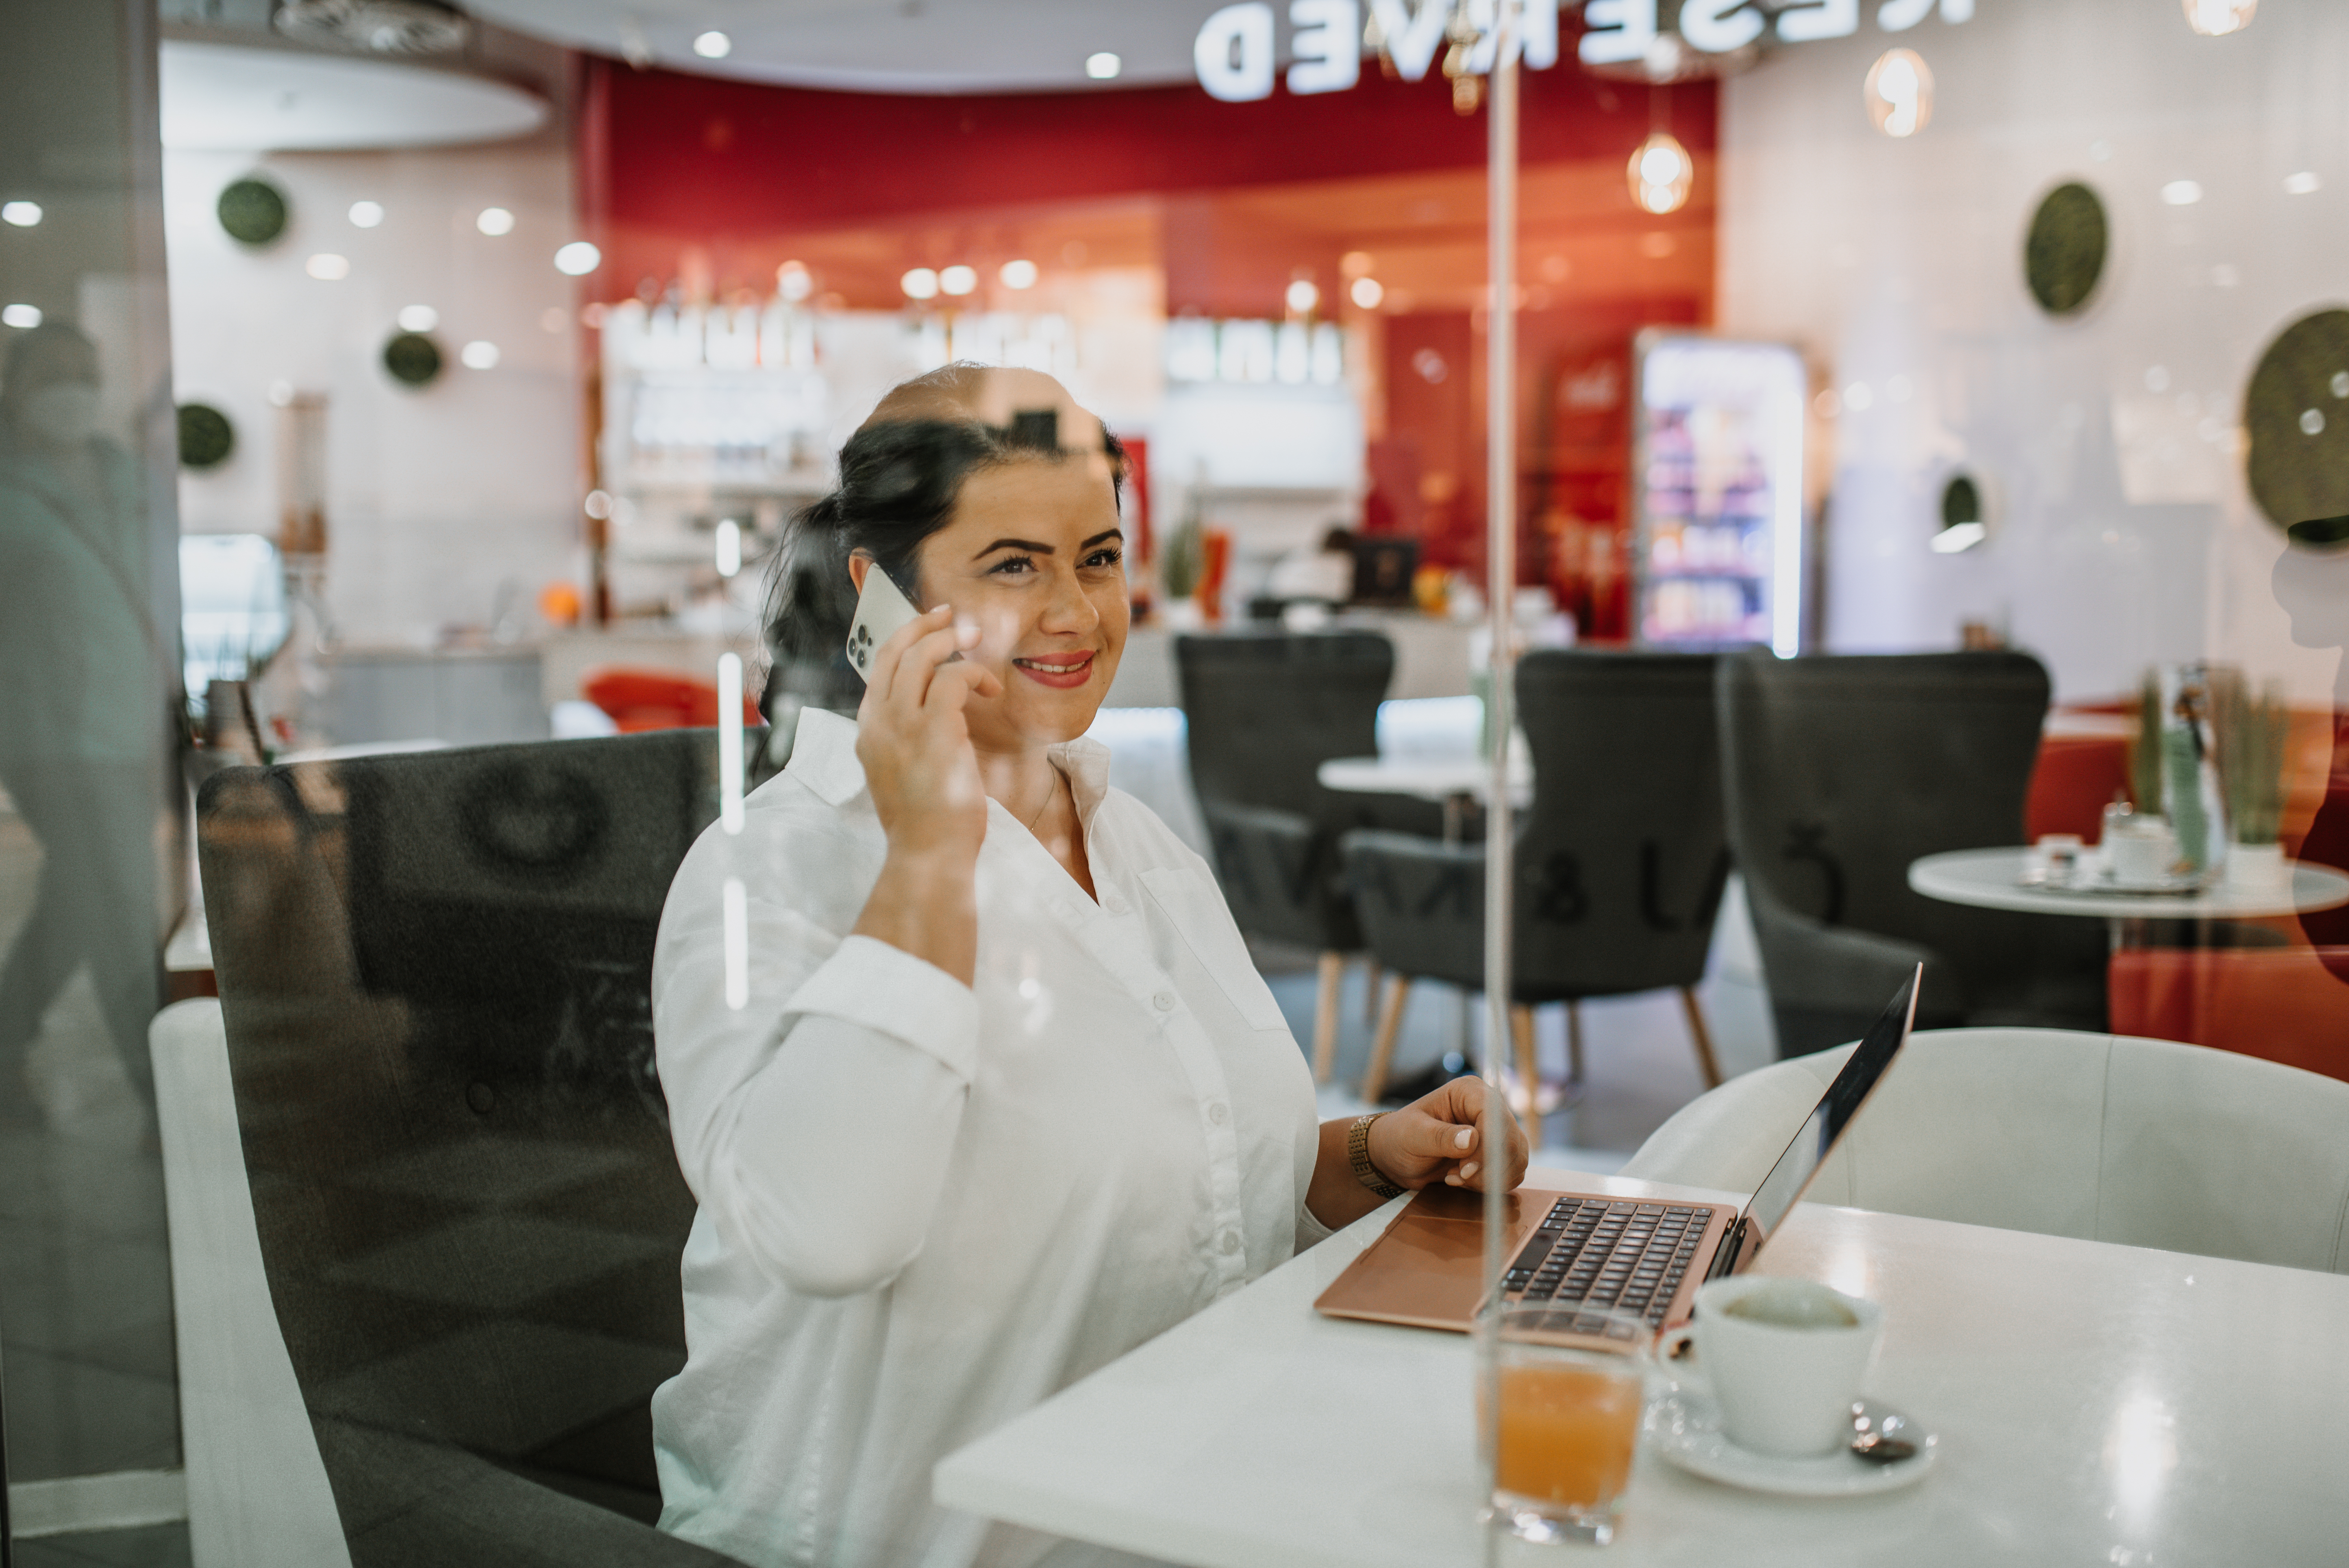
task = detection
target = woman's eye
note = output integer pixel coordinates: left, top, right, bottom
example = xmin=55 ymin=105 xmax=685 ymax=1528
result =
xmin=1083 ymin=549 xmax=1123 ymax=570
xmin=988 ymin=555 xmax=1035 ymax=576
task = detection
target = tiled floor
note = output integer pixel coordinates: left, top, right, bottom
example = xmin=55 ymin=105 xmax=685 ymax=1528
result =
xmin=1256 ymin=883 xmax=1779 ymax=1174
xmin=0 ymin=810 xmax=184 ymax=1495
xmin=14 ymin=1523 xmax=191 ymax=1568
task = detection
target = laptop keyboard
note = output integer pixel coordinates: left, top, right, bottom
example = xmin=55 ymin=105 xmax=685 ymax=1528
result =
xmin=1502 ymin=1198 xmax=1708 ymax=1328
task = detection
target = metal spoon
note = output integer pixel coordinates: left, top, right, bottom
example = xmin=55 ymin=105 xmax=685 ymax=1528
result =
xmin=1850 ymin=1403 xmax=1918 ymax=1465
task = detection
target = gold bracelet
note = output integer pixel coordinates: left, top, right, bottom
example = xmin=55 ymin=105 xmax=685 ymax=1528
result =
xmin=1348 ymin=1112 xmax=1407 ymax=1200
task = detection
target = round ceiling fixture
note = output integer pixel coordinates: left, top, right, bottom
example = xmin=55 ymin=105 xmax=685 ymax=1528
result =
xmin=1629 ymin=132 xmax=1695 ymax=215
xmin=161 ymin=39 xmax=546 ymax=152
xmin=383 ymin=330 xmax=444 ymax=387
xmin=2245 ymin=309 xmax=2349 ymax=535
xmin=217 ymin=176 xmax=289 ymax=246
xmin=274 ymin=0 xmax=470 ymax=55
xmin=2024 ymin=182 xmax=2108 ymax=316
xmin=177 ymin=404 xmax=236 ymax=470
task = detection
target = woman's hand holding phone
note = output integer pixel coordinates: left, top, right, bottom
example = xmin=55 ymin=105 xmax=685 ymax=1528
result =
xmin=849 ymin=604 xmax=1003 ymax=984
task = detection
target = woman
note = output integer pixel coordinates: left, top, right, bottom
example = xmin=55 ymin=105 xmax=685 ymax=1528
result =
xmin=651 ymin=364 xmax=1527 ymax=1568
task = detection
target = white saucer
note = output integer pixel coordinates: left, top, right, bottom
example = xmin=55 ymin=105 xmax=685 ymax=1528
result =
xmin=1647 ymin=1387 xmax=1936 ymax=1497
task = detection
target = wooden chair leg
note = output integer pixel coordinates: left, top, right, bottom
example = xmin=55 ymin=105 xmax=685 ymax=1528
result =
xmin=1362 ymin=974 xmax=1412 ymax=1106
xmin=1362 ymin=959 xmax=1382 ymax=1027
xmin=1509 ymin=1004 xmax=1538 ymax=1119
xmin=1311 ymin=951 xmax=1344 ymax=1083
xmin=1566 ymin=1000 xmax=1586 ymax=1087
xmin=1680 ymin=985 xmax=1724 ymax=1090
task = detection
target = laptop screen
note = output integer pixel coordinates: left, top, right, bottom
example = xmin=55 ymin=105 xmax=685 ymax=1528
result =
xmin=1740 ymin=968 xmax=1921 ymax=1248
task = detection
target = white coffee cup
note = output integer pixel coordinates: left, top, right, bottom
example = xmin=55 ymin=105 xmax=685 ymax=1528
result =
xmin=1667 ymin=1277 xmax=1882 ymax=1458
xmin=2106 ymin=816 xmax=2175 ymax=890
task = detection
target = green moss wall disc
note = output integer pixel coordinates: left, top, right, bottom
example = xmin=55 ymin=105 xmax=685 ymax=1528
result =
xmin=217 ymin=177 xmax=288 ymax=246
xmin=383 ymin=331 xmax=444 ymax=388
xmin=2025 ymin=182 xmax=2106 ymax=316
xmin=177 ymin=403 xmax=235 ymax=469
xmin=2245 ymin=308 xmax=2349 ymax=535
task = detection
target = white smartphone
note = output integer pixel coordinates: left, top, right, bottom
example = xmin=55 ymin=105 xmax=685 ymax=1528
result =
xmin=845 ymin=565 xmax=927 ymax=682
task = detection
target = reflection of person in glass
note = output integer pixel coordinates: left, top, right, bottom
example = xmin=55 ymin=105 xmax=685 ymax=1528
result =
xmin=2273 ymin=519 xmax=2349 ymax=974
xmin=652 ymin=365 xmax=1528 ymax=1568
xmin=0 ymin=322 xmax=163 ymax=1115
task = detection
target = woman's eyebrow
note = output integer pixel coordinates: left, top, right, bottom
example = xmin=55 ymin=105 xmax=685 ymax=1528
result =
xmin=1081 ymin=528 xmax=1124 ymax=549
xmin=973 ymin=537 xmax=1055 ymax=558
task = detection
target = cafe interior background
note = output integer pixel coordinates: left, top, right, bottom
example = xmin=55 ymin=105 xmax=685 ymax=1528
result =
xmin=4 ymin=0 xmax=2349 ymax=1561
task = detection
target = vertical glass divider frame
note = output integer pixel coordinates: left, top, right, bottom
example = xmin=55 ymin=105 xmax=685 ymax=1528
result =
xmin=1479 ymin=11 xmax=1520 ymax=1563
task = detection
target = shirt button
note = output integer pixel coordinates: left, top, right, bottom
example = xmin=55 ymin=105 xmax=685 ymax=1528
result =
xmin=1103 ymin=894 xmax=1127 ymax=915
xmin=1153 ymin=991 xmax=1176 ymax=1011
xmin=1221 ymin=1229 xmax=1243 ymax=1255
xmin=1209 ymin=1102 xmax=1229 ymax=1125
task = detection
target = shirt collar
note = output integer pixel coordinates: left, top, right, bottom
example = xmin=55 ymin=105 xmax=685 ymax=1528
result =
xmin=788 ymin=707 xmax=869 ymax=807
xmin=788 ymin=706 xmax=1115 ymax=826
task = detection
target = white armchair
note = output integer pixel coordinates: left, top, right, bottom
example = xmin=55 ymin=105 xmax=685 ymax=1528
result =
xmin=1622 ymin=1026 xmax=2349 ymax=1274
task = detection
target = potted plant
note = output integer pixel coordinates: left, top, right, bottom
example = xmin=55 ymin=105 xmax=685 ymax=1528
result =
xmin=2214 ymin=671 xmax=2290 ymax=892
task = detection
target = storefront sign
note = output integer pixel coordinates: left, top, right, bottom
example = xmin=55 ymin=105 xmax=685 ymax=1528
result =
xmin=1193 ymin=0 xmax=1974 ymax=100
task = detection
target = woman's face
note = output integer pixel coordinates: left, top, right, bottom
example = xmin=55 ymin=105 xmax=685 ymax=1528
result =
xmin=907 ymin=451 xmax=1129 ymax=753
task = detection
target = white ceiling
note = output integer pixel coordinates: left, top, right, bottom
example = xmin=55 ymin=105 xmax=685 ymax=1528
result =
xmin=159 ymin=38 xmax=549 ymax=150
xmin=463 ymin=0 xmax=1220 ymax=94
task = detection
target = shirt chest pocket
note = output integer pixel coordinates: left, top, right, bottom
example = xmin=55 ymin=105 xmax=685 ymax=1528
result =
xmin=1138 ymin=867 xmax=1291 ymax=1033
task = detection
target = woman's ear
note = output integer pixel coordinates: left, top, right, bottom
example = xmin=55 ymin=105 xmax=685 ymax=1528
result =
xmin=847 ymin=550 xmax=873 ymax=594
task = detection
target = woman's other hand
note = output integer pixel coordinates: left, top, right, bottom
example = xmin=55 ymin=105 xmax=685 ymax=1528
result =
xmin=854 ymin=603 xmax=1002 ymax=866
xmin=849 ymin=602 xmax=1004 ymax=984
xmin=1368 ymin=1075 xmax=1531 ymax=1194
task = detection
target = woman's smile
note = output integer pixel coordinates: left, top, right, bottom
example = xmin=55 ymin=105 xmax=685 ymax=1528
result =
xmin=1011 ymin=649 xmax=1097 ymax=689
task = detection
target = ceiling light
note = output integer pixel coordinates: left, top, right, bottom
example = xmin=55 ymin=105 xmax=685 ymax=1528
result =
xmin=1628 ymin=132 xmax=1694 ymax=215
xmin=476 ymin=206 xmax=515 ymax=236
xmin=1350 ymin=276 xmax=1385 ymax=309
xmin=2286 ymin=171 xmax=2321 ymax=195
xmin=694 ymin=30 xmax=732 ymax=59
xmin=901 ymin=267 xmax=939 ymax=301
xmin=998 ymin=259 xmax=1039 ymax=289
xmin=397 ymin=304 xmax=438 ymax=332
xmin=1285 ymin=278 xmax=1320 ymax=314
xmin=461 ymin=339 xmax=499 ymax=370
xmin=715 ymin=519 xmax=742 ymax=578
xmin=2 ymin=304 xmax=41 ymax=328
xmin=553 ymin=240 xmax=601 ymax=276
xmin=305 ymin=252 xmax=350 ymax=280
xmin=1086 ymin=51 xmax=1122 ymax=80
xmin=348 ymin=200 xmax=384 ymax=228
xmin=939 ymin=265 xmax=977 ymax=296
xmin=2 ymin=202 xmax=41 ymax=228
xmin=1864 ymin=48 xmax=1933 ymax=139
xmin=2182 ymin=0 xmax=2254 ymax=36
xmin=2161 ymin=180 xmax=2203 ymax=206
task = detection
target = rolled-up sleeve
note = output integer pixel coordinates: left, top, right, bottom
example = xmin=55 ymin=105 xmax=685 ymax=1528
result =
xmin=655 ymin=828 xmax=979 ymax=1298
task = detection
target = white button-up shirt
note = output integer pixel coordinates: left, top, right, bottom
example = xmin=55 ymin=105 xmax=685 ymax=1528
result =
xmin=650 ymin=709 xmax=1329 ymax=1568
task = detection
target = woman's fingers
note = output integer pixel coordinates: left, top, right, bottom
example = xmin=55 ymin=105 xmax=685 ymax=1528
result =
xmin=874 ymin=607 xmax=963 ymax=708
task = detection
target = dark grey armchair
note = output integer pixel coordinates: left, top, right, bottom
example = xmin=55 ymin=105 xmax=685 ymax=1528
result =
xmin=1341 ymin=651 xmax=1731 ymax=1107
xmin=198 ymin=731 xmax=755 ymax=1567
xmin=1716 ymin=650 xmax=2107 ymax=1058
xmin=1177 ymin=631 xmax=1441 ymax=1081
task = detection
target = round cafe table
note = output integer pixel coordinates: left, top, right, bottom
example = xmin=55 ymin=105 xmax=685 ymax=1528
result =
xmin=1907 ymin=846 xmax=2349 ymax=924
xmin=1316 ymin=751 xmax=1536 ymax=1099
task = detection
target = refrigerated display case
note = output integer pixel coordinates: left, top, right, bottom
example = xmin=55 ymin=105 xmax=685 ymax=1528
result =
xmin=1631 ymin=333 xmax=1807 ymax=657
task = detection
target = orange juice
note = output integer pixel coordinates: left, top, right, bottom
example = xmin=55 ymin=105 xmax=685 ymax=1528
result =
xmin=1494 ymin=1361 xmax=1642 ymax=1506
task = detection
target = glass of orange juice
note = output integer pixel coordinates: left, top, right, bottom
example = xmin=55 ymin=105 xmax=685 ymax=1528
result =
xmin=1479 ymin=1305 xmax=1653 ymax=1546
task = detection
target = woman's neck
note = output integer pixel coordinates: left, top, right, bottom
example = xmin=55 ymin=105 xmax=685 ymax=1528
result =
xmin=973 ymin=742 xmax=1062 ymax=826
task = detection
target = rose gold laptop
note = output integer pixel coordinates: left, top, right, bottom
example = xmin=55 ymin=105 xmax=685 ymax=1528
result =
xmin=1315 ymin=969 xmax=1920 ymax=1335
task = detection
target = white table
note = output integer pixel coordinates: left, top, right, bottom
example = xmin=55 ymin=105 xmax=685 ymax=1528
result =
xmin=1908 ymin=846 xmax=2349 ymax=922
xmin=1317 ymin=755 xmax=1533 ymax=812
xmin=936 ymin=1166 xmax=2349 ymax=1566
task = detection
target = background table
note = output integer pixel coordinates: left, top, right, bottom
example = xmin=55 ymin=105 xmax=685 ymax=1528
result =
xmin=1908 ymin=846 xmax=2349 ymax=922
xmin=936 ymin=1165 xmax=2349 ymax=1566
xmin=1317 ymin=754 xmax=1533 ymax=810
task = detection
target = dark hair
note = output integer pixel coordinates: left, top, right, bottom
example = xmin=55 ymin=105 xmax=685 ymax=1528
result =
xmin=763 ymin=363 xmax=1127 ymax=665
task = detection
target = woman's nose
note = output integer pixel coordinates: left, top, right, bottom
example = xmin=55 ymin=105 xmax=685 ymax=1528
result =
xmin=1037 ymin=566 xmax=1098 ymax=634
